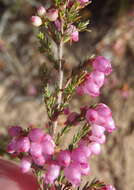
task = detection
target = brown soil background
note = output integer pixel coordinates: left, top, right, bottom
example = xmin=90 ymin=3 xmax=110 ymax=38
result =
xmin=0 ymin=1 xmax=134 ymax=190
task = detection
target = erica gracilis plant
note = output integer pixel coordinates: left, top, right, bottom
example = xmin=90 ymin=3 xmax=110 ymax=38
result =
xmin=7 ymin=0 xmax=117 ymax=190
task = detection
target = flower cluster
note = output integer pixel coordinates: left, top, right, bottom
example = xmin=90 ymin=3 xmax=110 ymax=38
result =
xmin=62 ymin=103 xmax=115 ymax=186
xmin=31 ymin=6 xmax=58 ymax=27
xmin=86 ymin=103 xmax=116 ymax=133
xmin=7 ymin=127 xmax=55 ymax=172
xmin=7 ymin=100 xmax=116 ymax=187
xmin=30 ymin=0 xmax=91 ymax=43
xmin=77 ymin=56 xmax=112 ymax=97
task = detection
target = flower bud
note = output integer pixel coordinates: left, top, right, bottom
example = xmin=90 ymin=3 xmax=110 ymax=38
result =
xmin=71 ymin=30 xmax=79 ymax=42
xmin=77 ymin=79 xmax=100 ymax=97
xmin=20 ymin=156 xmax=32 ymax=173
xmin=57 ymin=150 xmax=71 ymax=167
xmin=44 ymin=164 xmax=60 ymax=184
xmin=92 ymin=56 xmax=112 ymax=76
xmin=16 ymin=137 xmax=30 ymax=153
xmin=33 ymin=155 xmax=45 ymax=166
xmin=7 ymin=139 xmax=17 ymax=154
xmin=86 ymin=109 xmax=98 ymax=123
xmin=46 ymin=9 xmax=58 ymax=22
xmin=71 ymin=148 xmax=87 ymax=164
xmin=89 ymin=142 xmax=101 ymax=155
xmin=89 ymin=71 xmax=105 ymax=88
xmin=42 ymin=140 xmax=54 ymax=155
xmin=30 ymin=142 xmax=42 ymax=157
xmin=95 ymin=103 xmax=112 ymax=117
xmin=28 ymin=128 xmax=44 ymax=143
xmin=77 ymin=144 xmax=91 ymax=158
xmin=64 ymin=162 xmax=81 ymax=186
xmin=54 ymin=20 xmax=61 ymax=31
xmin=67 ymin=25 xmax=79 ymax=42
xmin=104 ymin=117 xmax=116 ymax=133
xmin=8 ymin=126 xmax=22 ymax=137
xmin=91 ymin=124 xmax=105 ymax=137
xmin=31 ymin=16 xmax=42 ymax=27
xmin=37 ymin=6 xmax=46 ymax=16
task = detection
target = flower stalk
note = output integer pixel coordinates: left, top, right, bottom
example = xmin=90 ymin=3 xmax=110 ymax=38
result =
xmin=53 ymin=41 xmax=64 ymax=136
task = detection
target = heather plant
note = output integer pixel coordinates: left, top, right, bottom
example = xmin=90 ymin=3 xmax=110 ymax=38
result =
xmin=7 ymin=1 xmax=116 ymax=190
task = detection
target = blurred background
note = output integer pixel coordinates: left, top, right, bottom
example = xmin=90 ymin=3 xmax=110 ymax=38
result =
xmin=0 ymin=0 xmax=134 ymax=190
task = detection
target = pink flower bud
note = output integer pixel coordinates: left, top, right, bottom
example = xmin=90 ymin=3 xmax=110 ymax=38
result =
xmin=67 ymin=25 xmax=79 ymax=42
xmin=89 ymin=142 xmax=101 ymax=155
xmin=86 ymin=108 xmax=106 ymax=126
xmin=20 ymin=156 xmax=32 ymax=173
xmin=30 ymin=142 xmax=42 ymax=157
xmin=8 ymin=126 xmax=22 ymax=137
xmin=89 ymin=71 xmax=105 ymax=88
xmin=95 ymin=103 xmax=112 ymax=117
xmin=77 ymin=144 xmax=91 ymax=158
xmin=46 ymin=9 xmax=58 ymax=22
xmin=33 ymin=155 xmax=45 ymax=166
xmin=44 ymin=164 xmax=60 ymax=184
xmin=42 ymin=140 xmax=54 ymax=155
xmin=92 ymin=56 xmax=112 ymax=75
xmin=64 ymin=162 xmax=81 ymax=186
xmin=54 ymin=19 xmax=61 ymax=31
xmin=37 ymin=6 xmax=46 ymax=16
xmin=31 ymin=16 xmax=42 ymax=27
xmin=7 ymin=139 xmax=17 ymax=154
xmin=42 ymin=133 xmax=51 ymax=140
xmin=71 ymin=148 xmax=87 ymax=164
xmin=77 ymin=79 xmax=100 ymax=97
xmin=85 ymin=79 xmax=100 ymax=97
xmin=28 ymin=128 xmax=44 ymax=142
xmin=86 ymin=109 xmax=98 ymax=123
xmin=104 ymin=117 xmax=116 ymax=133
xmin=80 ymin=162 xmax=90 ymax=175
xmin=71 ymin=30 xmax=79 ymax=42
xmin=91 ymin=124 xmax=105 ymax=137
xmin=16 ymin=137 xmax=30 ymax=153
xmin=63 ymin=107 xmax=70 ymax=115
xmin=57 ymin=150 xmax=71 ymax=167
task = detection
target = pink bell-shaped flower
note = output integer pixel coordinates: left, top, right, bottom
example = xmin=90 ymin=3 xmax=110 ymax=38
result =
xmin=92 ymin=56 xmax=112 ymax=76
xmin=28 ymin=128 xmax=44 ymax=143
xmin=57 ymin=150 xmax=71 ymax=167
xmin=20 ymin=156 xmax=32 ymax=173
xmin=91 ymin=124 xmax=105 ymax=137
xmin=44 ymin=163 xmax=60 ymax=184
xmin=64 ymin=162 xmax=81 ymax=186
xmin=88 ymin=142 xmax=101 ymax=155
xmin=30 ymin=142 xmax=42 ymax=157
xmin=16 ymin=137 xmax=30 ymax=153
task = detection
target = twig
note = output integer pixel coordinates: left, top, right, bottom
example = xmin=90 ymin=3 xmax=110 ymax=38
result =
xmin=52 ymin=41 xmax=64 ymax=136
